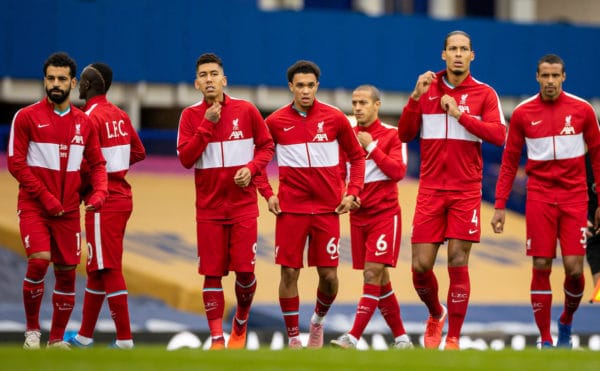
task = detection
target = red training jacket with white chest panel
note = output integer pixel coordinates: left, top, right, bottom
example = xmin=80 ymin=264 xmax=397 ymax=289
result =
xmin=177 ymin=94 xmax=274 ymax=222
xmin=495 ymin=91 xmax=600 ymax=208
xmin=83 ymin=94 xmax=146 ymax=212
xmin=257 ymin=99 xmax=365 ymax=214
xmin=8 ymin=98 xmax=107 ymax=215
xmin=398 ymin=71 xmax=506 ymax=192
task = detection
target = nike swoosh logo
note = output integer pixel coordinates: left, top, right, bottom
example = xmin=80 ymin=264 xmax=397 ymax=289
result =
xmin=374 ymin=251 xmax=387 ymax=256
xmin=37 ymin=123 xmax=50 ymax=128
xmin=283 ymin=126 xmax=295 ymax=132
xmin=468 ymin=229 xmax=478 ymax=235
xmin=428 ymin=96 xmax=438 ymax=101
xmin=531 ymin=120 xmax=542 ymax=126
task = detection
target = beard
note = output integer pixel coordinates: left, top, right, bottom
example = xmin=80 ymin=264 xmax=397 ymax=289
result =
xmin=450 ymin=68 xmax=466 ymax=76
xmin=46 ymin=87 xmax=70 ymax=104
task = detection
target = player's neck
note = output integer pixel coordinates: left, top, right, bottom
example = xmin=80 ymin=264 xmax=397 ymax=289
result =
xmin=49 ymin=98 xmax=70 ymax=113
xmin=445 ymin=71 xmax=468 ymax=87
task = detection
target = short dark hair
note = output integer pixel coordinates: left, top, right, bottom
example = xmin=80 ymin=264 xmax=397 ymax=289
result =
xmin=89 ymin=62 xmax=113 ymax=92
xmin=44 ymin=52 xmax=77 ymax=78
xmin=537 ymin=54 xmax=565 ymax=73
xmin=354 ymin=84 xmax=381 ymax=102
xmin=444 ymin=30 xmax=472 ymax=50
xmin=196 ymin=53 xmax=223 ymax=70
xmin=287 ymin=60 xmax=320 ymax=83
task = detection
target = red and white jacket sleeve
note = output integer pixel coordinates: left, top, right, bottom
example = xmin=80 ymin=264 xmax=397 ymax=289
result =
xmin=176 ymin=108 xmax=215 ymax=169
xmin=83 ymin=118 xmax=108 ymax=210
xmin=370 ymin=133 xmax=407 ymax=182
xmin=494 ymin=112 xmax=525 ymax=209
xmin=8 ymin=110 xmax=62 ymax=214
xmin=397 ymin=98 xmax=422 ymax=143
xmin=127 ymin=116 xmax=146 ymax=166
xmin=339 ymin=117 xmax=365 ymax=198
xmin=458 ymin=88 xmax=506 ymax=146
xmin=246 ymin=106 xmax=274 ymax=175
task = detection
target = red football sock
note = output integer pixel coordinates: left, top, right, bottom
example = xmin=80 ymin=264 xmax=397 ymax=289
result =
xmin=78 ymin=270 xmax=105 ymax=338
xmin=279 ymin=296 xmax=300 ymax=338
xmin=234 ymin=272 xmax=257 ymax=329
xmin=203 ymin=276 xmax=224 ymax=339
xmin=314 ymin=289 xmax=336 ymax=318
xmin=348 ymin=283 xmax=380 ymax=339
xmin=531 ymin=268 xmax=553 ymax=342
xmin=446 ymin=266 xmax=470 ymax=338
xmin=560 ymin=273 xmax=585 ymax=325
xmin=412 ymin=269 xmax=443 ymax=317
xmin=23 ymin=258 xmax=49 ymax=331
xmin=49 ymin=268 xmax=76 ymax=343
xmin=378 ymin=282 xmax=406 ymax=337
xmin=103 ymin=269 xmax=132 ymax=340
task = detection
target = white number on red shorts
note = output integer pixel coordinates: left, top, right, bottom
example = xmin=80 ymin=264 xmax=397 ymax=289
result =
xmin=376 ymin=234 xmax=388 ymax=252
xmin=326 ymin=237 xmax=339 ymax=257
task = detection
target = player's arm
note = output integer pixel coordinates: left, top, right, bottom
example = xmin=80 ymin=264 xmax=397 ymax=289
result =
xmin=83 ymin=118 xmax=108 ymax=211
xmin=457 ymin=89 xmax=506 ymax=146
xmin=338 ymin=115 xmax=365 ymax=200
xmin=176 ymin=109 xmax=215 ymax=169
xmin=491 ymin=112 xmax=525 ymax=232
xmin=245 ymin=106 xmax=275 ymax=176
xmin=369 ymin=132 xmax=407 ymax=182
xmin=397 ymin=98 xmax=422 ymax=143
xmin=7 ymin=111 xmax=63 ymax=215
xmin=126 ymin=115 xmax=146 ymax=165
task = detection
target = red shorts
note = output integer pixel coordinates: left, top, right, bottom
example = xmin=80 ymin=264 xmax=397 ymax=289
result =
xmin=275 ymin=213 xmax=340 ymax=268
xmin=18 ymin=209 xmax=82 ymax=265
xmin=525 ymin=199 xmax=587 ymax=258
xmin=350 ymin=212 xmax=401 ymax=269
xmin=196 ymin=218 xmax=257 ymax=276
xmin=84 ymin=209 xmax=132 ymax=272
xmin=411 ymin=189 xmax=481 ymax=244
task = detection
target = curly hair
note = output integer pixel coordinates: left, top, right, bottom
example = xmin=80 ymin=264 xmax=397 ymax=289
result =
xmin=43 ymin=52 xmax=77 ymax=78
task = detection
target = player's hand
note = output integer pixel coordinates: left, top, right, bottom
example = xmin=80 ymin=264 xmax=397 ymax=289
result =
xmin=234 ymin=167 xmax=251 ymax=187
xmin=205 ymin=101 xmax=222 ymax=123
xmin=357 ymin=132 xmax=373 ymax=149
xmin=267 ymin=195 xmax=281 ymax=215
xmin=440 ymin=94 xmax=461 ymax=119
xmin=350 ymin=196 xmax=361 ymax=210
xmin=586 ymin=220 xmax=596 ymax=238
xmin=335 ymin=195 xmax=357 ymax=215
xmin=490 ymin=208 xmax=506 ymax=233
xmin=410 ymin=71 xmax=436 ymax=100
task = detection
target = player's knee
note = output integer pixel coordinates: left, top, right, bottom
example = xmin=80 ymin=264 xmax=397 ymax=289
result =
xmin=363 ymin=266 xmax=384 ymax=284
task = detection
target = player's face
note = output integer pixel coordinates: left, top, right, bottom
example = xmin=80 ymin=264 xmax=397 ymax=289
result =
xmin=351 ymin=89 xmax=380 ymax=127
xmin=195 ymin=63 xmax=227 ymax=101
xmin=78 ymin=70 xmax=92 ymax=100
xmin=289 ymin=73 xmax=319 ymax=112
xmin=536 ymin=62 xmax=565 ymax=101
xmin=442 ymin=34 xmax=474 ymax=77
xmin=44 ymin=65 xmax=75 ymax=105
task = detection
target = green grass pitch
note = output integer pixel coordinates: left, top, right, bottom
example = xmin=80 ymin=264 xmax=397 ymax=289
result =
xmin=1 ymin=345 xmax=599 ymax=371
